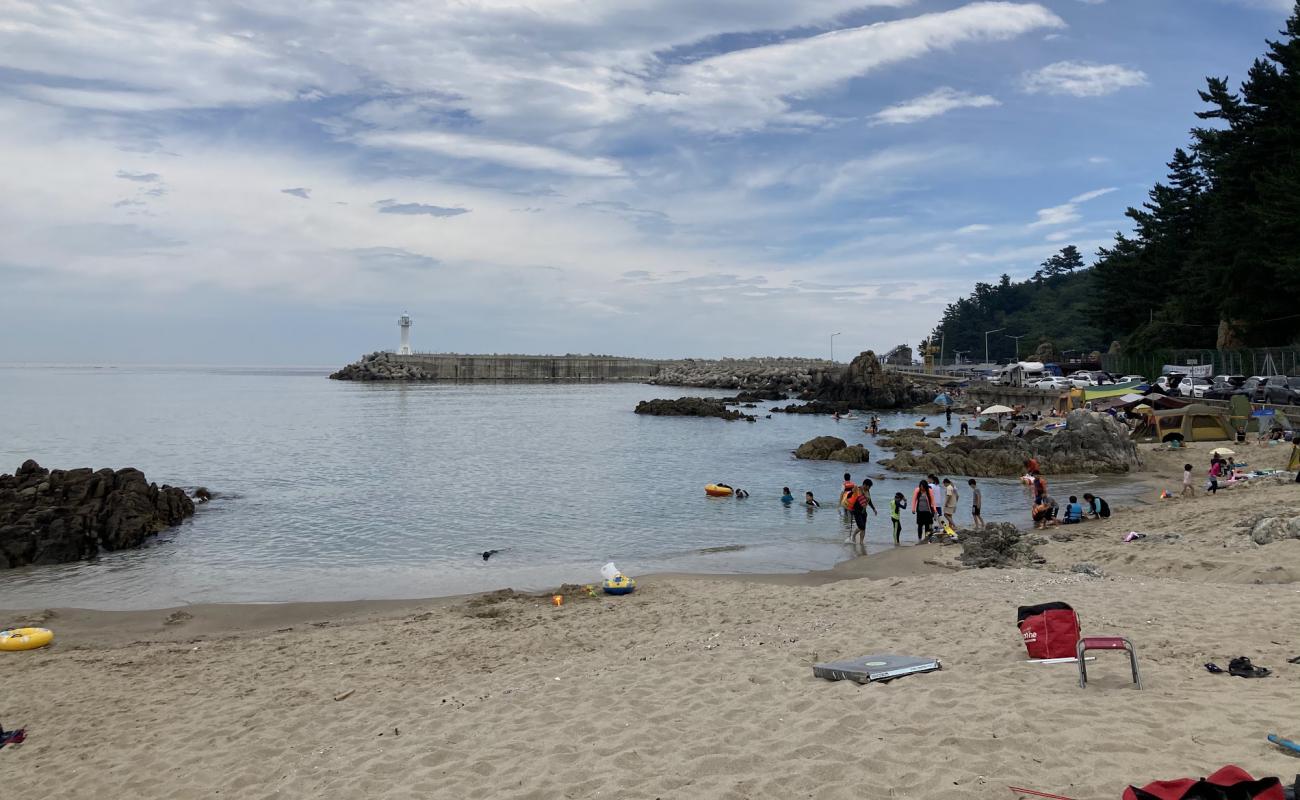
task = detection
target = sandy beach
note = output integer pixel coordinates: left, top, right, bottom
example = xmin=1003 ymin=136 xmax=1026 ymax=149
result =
xmin=4 ymin=441 xmax=1300 ymax=800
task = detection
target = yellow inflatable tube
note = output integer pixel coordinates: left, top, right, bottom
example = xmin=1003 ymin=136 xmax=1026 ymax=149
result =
xmin=705 ymin=484 xmax=734 ymax=497
xmin=0 ymin=627 xmax=53 ymax=652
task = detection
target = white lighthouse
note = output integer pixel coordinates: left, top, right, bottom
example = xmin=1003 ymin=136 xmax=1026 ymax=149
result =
xmin=398 ymin=313 xmax=412 ymax=355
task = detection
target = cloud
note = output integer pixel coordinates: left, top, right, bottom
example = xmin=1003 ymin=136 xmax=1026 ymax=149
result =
xmin=281 ymin=187 xmax=311 ymax=199
xmin=375 ymin=200 xmax=470 ymax=217
xmin=956 ymin=223 xmax=992 ymax=234
xmin=870 ymin=87 xmax=1000 ymax=125
xmin=651 ymin=2 xmax=1063 ymax=132
xmin=350 ymin=247 xmax=440 ymax=272
xmin=356 ymin=130 xmax=626 ymax=178
xmin=1031 ymin=186 xmax=1117 ymax=227
xmin=1022 ymin=61 xmax=1148 ymax=97
xmin=116 ymin=170 xmax=160 ymax=182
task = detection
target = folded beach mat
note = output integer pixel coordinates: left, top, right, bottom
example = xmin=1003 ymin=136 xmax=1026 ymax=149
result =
xmin=813 ymin=654 xmax=941 ymax=684
xmin=1122 ymin=764 xmax=1293 ymax=800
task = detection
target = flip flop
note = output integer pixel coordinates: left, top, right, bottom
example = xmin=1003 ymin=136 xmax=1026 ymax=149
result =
xmin=1228 ymin=656 xmax=1272 ymax=678
xmin=1205 ymin=662 xmax=1225 ymax=674
xmin=0 ymin=727 xmax=26 ymax=749
xmin=1287 ymin=656 xmax=1300 ymax=665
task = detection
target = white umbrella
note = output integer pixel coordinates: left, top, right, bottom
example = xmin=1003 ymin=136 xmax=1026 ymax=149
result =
xmin=1210 ymin=447 xmax=1236 ymax=457
xmin=982 ymin=404 xmax=1014 ymax=415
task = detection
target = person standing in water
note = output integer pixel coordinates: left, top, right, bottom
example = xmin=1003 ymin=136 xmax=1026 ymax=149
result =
xmin=804 ymin=491 xmax=820 ymax=508
xmin=781 ymin=487 xmax=794 ymax=505
xmin=967 ymin=478 xmax=984 ymax=529
xmin=847 ymin=486 xmax=868 ymax=544
xmin=959 ymin=417 xmax=969 ymax=436
xmin=912 ymin=479 xmax=936 ymax=541
xmin=859 ymin=478 xmax=879 ymax=517
xmin=839 ymin=472 xmax=854 ymax=513
xmin=889 ymin=492 xmax=907 ymax=544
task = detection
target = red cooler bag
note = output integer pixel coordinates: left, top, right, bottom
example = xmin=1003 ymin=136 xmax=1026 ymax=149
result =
xmin=1122 ymin=764 xmax=1287 ymax=799
xmin=1016 ymin=602 xmax=1080 ymax=659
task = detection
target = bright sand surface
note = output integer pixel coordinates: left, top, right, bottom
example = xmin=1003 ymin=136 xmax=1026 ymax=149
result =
xmin=3 ymin=441 xmax=1300 ymax=799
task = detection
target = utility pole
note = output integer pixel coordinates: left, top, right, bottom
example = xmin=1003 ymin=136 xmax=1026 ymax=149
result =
xmin=830 ymin=332 xmax=841 ymax=364
xmin=954 ymin=350 xmax=969 ymax=365
xmin=1007 ymin=333 xmax=1027 ymax=361
xmin=984 ymin=328 xmax=1005 ymax=366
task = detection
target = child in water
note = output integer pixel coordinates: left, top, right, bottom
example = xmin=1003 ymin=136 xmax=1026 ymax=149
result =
xmin=805 ymin=491 xmax=820 ymax=508
xmin=781 ymin=487 xmax=794 ymax=505
xmin=889 ymin=492 xmax=908 ymax=544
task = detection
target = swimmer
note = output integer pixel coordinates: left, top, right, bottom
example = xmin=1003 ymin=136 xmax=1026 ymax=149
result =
xmin=805 ymin=491 xmax=820 ymax=508
xmin=781 ymin=486 xmax=794 ymax=504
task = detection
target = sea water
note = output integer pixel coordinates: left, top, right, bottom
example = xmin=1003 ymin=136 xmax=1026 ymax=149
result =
xmin=0 ymin=365 xmax=1141 ymax=609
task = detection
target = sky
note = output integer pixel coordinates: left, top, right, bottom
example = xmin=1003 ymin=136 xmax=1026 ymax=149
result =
xmin=0 ymin=0 xmax=1294 ymax=365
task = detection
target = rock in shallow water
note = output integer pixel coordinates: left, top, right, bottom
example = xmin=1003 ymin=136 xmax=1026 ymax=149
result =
xmin=0 ymin=460 xmax=196 ymax=569
xmin=793 ymin=437 xmax=870 ymax=463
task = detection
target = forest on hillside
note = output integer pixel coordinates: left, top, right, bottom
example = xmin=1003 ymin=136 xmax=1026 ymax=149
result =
xmin=930 ymin=3 xmax=1300 ymax=360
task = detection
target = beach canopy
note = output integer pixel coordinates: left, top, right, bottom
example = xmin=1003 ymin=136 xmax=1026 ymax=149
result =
xmin=1210 ymin=447 xmax=1236 ymax=457
xmin=934 ymin=393 xmax=952 ymax=406
xmin=981 ymin=404 xmax=1014 ymax=415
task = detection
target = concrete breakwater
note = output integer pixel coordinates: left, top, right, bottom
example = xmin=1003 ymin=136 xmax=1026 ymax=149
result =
xmin=330 ymin=351 xmax=667 ymax=382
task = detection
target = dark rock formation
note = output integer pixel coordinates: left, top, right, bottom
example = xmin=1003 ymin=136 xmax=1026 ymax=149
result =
xmin=801 ymin=351 xmax=930 ymax=409
xmin=635 ymin=397 xmax=755 ymax=421
xmin=772 ymin=401 xmax=851 ymax=415
xmin=1 ymin=460 xmax=196 ymax=569
xmin=880 ymin=410 xmax=1140 ymax=477
xmin=794 ymin=436 xmax=871 ymax=463
xmin=958 ymin=522 xmax=1045 ymax=569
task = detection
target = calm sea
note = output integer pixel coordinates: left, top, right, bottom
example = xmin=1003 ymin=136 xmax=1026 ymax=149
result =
xmin=0 ymin=365 xmax=1141 ymax=610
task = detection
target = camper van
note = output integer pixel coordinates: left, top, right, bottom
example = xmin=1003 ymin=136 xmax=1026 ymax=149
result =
xmin=992 ymin=361 xmax=1049 ymax=388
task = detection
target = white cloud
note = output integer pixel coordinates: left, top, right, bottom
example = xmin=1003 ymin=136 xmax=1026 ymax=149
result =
xmin=956 ymin=224 xmax=992 ymax=234
xmin=652 ymin=2 xmax=1063 ymax=132
xmin=1022 ymin=61 xmax=1148 ymax=97
xmin=1030 ymin=186 xmax=1117 ymax=227
xmin=355 ymin=130 xmax=626 ymax=177
xmin=870 ymin=87 xmax=1000 ymax=125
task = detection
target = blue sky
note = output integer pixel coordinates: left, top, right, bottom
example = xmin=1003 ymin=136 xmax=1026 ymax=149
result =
xmin=0 ymin=0 xmax=1293 ymax=364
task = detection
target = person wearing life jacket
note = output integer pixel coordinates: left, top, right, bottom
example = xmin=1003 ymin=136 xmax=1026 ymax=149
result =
xmin=1083 ymin=493 xmax=1110 ymax=519
xmin=847 ymin=486 xmax=869 ymax=544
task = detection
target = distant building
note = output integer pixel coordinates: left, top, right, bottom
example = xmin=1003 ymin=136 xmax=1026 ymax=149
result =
xmin=398 ymin=313 xmax=412 ymax=355
xmin=882 ymin=345 xmax=913 ymax=366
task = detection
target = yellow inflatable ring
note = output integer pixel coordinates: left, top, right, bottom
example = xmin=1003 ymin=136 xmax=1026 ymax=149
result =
xmin=603 ymin=575 xmax=636 ymax=595
xmin=705 ymin=484 xmax=734 ymax=497
xmin=0 ymin=627 xmax=53 ymax=652
xmin=914 ymin=422 xmax=929 ymax=427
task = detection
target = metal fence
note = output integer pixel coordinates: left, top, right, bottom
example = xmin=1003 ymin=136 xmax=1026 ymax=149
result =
xmin=1101 ymin=348 xmax=1300 ymax=378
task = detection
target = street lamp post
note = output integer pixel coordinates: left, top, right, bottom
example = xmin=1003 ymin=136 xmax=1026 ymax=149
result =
xmin=830 ymin=332 xmax=841 ymax=364
xmin=954 ymin=350 xmax=969 ymax=365
xmin=1007 ymin=333 xmax=1027 ymax=361
xmin=984 ymin=328 xmax=1005 ymax=366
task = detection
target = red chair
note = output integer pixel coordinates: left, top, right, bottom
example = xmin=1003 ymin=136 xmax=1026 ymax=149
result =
xmin=1077 ymin=636 xmax=1141 ymax=689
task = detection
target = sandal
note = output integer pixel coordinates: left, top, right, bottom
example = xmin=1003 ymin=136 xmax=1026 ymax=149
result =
xmin=1205 ymin=662 xmax=1225 ymax=674
xmin=1228 ymin=656 xmax=1272 ymax=678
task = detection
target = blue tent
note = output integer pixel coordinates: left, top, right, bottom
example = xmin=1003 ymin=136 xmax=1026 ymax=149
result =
xmin=934 ymin=393 xmax=952 ymax=406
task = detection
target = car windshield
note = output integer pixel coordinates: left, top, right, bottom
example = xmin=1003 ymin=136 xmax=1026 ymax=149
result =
xmin=1289 ymin=378 xmax=1300 ymax=388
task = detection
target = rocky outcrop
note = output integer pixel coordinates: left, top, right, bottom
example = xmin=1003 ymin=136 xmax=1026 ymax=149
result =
xmin=881 ymin=410 xmax=1140 ymax=476
xmin=958 ymin=522 xmax=1045 ymax=569
xmin=772 ymin=401 xmax=851 ymax=415
xmin=1 ymin=460 xmax=196 ymax=569
xmin=801 ymin=351 xmax=930 ymax=409
xmin=1249 ymin=517 xmax=1300 ymax=545
xmin=648 ymin=358 xmax=832 ymax=392
xmin=794 ymin=437 xmax=870 ymax=463
xmin=635 ymin=397 xmax=755 ymax=421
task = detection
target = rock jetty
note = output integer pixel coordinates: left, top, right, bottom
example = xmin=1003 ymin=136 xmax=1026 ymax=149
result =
xmin=880 ymin=410 xmax=1140 ymax=476
xmin=331 ymin=352 xmax=433 ymax=380
xmin=794 ymin=436 xmax=870 ymax=463
xmin=648 ymin=358 xmax=833 ymax=392
xmin=1 ymin=460 xmax=196 ymax=569
xmin=635 ymin=397 xmax=755 ymax=421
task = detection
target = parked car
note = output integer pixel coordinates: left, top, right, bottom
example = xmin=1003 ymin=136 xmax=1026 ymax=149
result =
xmin=1212 ymin=374 xmax=1246 ymax=388
xmin=1033 ymin=377 xmax=1072 ymax=391
xmin=1176 ymin=376 xmax=1212 ymax=398
xmin=1119 ymin=375 xmax=1147 ymax=385
xmin=1261 ymin=375 xmax=1300 ymax=405
xmin=1203 ymin=379 xmax=1249 ymax=400
xmin=1252 ymin=375 xmax=1286 ymax=402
